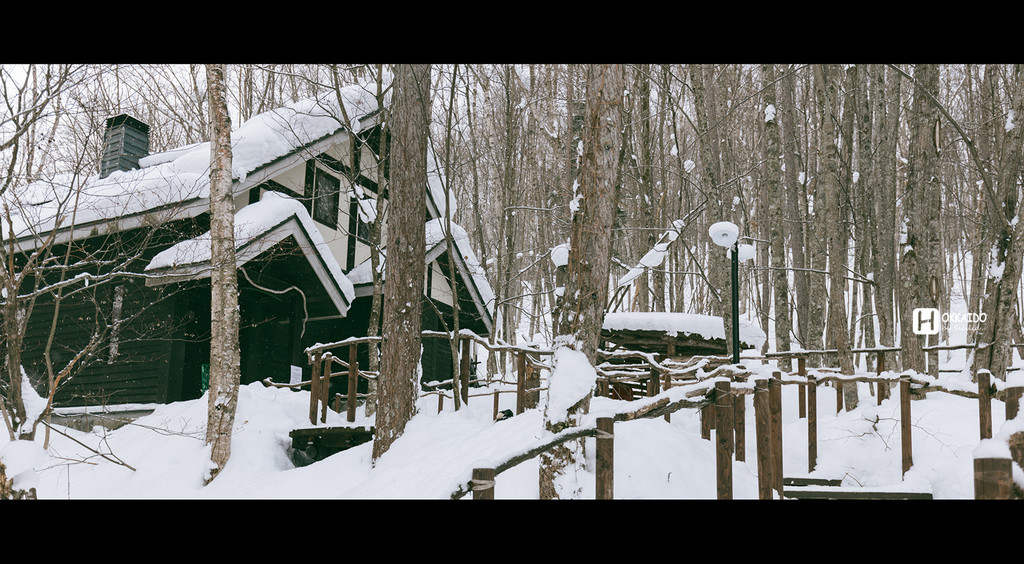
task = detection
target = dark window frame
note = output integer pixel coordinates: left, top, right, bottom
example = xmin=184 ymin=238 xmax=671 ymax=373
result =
xmin=304 ymin=159 xmax=342 ymax=228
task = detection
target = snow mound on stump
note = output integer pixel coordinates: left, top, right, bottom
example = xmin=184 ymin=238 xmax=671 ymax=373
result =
xmin=544 ymin=348 xmax=597 ymax=425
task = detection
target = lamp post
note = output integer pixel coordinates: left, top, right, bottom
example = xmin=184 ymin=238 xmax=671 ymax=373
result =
xmin=709 ymin=221 xmax=741 ymax=364
xmin=730 ymin=242 xmax=739 ymax=364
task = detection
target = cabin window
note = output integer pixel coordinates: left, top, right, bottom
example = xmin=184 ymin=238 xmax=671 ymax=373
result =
xmin=305 ymin=161 xmax=341 ymax=227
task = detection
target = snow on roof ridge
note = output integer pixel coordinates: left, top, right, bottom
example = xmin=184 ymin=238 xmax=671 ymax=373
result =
xmin=145 ymin=190 xmax=354 ymax=304
xmin=7 ymin=78 xmax=386 ymax=241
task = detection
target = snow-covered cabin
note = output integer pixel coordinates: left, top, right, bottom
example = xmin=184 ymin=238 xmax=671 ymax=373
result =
xmin=5 ymin=78 xmax=493 ymax=409
xmin=601 ymin=312 xmax=766 ymax=359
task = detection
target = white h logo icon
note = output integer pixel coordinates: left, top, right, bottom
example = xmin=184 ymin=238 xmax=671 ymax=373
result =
xmin=912 ymin=308 xmax=940 ymax=335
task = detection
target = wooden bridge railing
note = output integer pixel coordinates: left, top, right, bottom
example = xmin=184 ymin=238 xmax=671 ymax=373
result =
xmin=284 ymin=331 xmax=556 ymax=425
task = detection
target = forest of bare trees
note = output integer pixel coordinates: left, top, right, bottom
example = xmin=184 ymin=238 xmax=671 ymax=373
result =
xmin=5 ymin=63 xmax=1024 ymax=445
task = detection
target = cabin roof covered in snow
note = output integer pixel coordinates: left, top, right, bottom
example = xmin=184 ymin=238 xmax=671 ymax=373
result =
xmin=144 ymin=191 xmax=355 ymax=316
xmin=5 ymin=78 xmax=389 ymax=251
xmin=602 ymin=311 xmax=766 ymax=350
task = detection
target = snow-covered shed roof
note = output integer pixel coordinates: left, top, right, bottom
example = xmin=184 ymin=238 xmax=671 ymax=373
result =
xmin=144 ymin=191 xmax=355 ymax=316
xmin=5 ymin=78 xmax=386 ymax=252
xmin=602 ymin=311 xmax=767 ymax=351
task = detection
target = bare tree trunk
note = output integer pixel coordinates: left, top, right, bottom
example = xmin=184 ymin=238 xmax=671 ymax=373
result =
xmin=372 ymin=64 xmax=431 ymax=462
xmin=872 ymin=65 xmax=900 ymax=351
xmin=542 ymin=64 xmax=623 ymax=499
xmin=974 ymin=65 xmax=1024 ymax=382
xmin=780 ymin=66 xmax=810 ymax=352
xmin=855 ymin=65 xmax=877 ymax=367
xmin=899 ymin=64 xmax=943 ymax=374
xmin=968 ymin=64 xmax=999 ymax=345
xmin=762 ymin=64 xmax=791 ymax=360
xmin=204 ymin=63 xmax=241 ymax=483
xmin=692 ymin=65 xmax=733 ymax=351
xmin=814 ymin=65 xmax=856 ymax=407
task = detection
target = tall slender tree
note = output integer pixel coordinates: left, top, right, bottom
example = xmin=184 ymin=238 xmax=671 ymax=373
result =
xmin=973 ymin=64 xmax=1024 ymax=382
xmin=372 ymin=64 xmax=431 ymax=462
xmin=762 ymin=64 xmax=791 ymax=359
xmin=899 ymin=64 xmax=944 ymax=374
xmin=814 ymin=64 xmax=856 ymax=406
xmin=204 ymin=63 xmax=241 ymax=483
xmin=541 ymin=63 xmax=623 ymax=499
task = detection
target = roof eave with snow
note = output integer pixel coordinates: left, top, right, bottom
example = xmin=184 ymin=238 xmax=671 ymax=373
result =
xmin=144 ymin=192 xmax=355 ymax=317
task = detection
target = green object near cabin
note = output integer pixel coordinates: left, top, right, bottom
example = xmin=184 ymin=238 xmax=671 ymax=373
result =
xmin=201 ymin=363 xmax=210 ymax=392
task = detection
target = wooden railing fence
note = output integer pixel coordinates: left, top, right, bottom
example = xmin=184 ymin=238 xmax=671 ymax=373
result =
xmin=274 ymin=333 xmax=1023 ymax=499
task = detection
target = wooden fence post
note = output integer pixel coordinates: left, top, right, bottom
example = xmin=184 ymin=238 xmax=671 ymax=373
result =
xmin=596 ymin=417 xmax=614 ymax=500
xmin=472 ymin=467 xmax=495 ymax=500
xmin=901 ymin=375 xmax=913 ymax=476
xmin=734 ymin=391 xmax=745 ymax=462
xmin=1010 ymin=432 xmax=1024 ymax=480
xmin=978 ymin=369 xmax=993 ymax=440
xmin=493 ymin=389 xmax=500 ymax=420
xmin=754 ymin=379 xmax=772 ymax=500
xmin=320 ymin=353 xmax=333 ymax=424
xmin=715 ymin=380 xmax=733 ymax=500
xmin=437 ymin=391 xmax=444 ymax=414
xmin=807 ymin=370 xmax=817 ymax=473
xmin=461 ymin=336 xmax=471 ymax=405
xmin=974 ymin=456 xmax=1013 ymax=499
xmin=1006 ymin=386 xmax=1024 ymax=421
xmin=836 ymin=375 xmax=844 ymax=414
xmin=348 ymin=343 xmax=358 ymax=423
xmin=701 ymin=401 xmax=716 ymax=440
xmin=648 ymin=369 xmax=661 ymax=397
xmin=663 ymin=373 xmax=672 ymax=423
xmin=309 ymin=351 xmax=321 ymax=425
xmin=525 ymin=359 xmax=540 ymax=410
xmin=769 ymin=372 xmax=783 ymax=497
xmin=876 ymin=351 xmax=887 ymax=405
xmin=797 ymin=356 xmax=806 ymax=419
xmin=516 ymin=352 xmax=525 ymax=415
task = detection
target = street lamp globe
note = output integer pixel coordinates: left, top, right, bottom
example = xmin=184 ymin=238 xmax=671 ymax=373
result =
xmin=708 ymin=221 xmax=739 ymax=248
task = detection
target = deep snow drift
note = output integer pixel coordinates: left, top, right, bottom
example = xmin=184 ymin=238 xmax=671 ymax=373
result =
xmin=1 ymin=363 xmax=1013 ymax=499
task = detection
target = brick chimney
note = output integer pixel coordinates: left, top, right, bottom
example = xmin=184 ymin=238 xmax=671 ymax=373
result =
xmin=100 ymin=114 xmax=150 ymax=178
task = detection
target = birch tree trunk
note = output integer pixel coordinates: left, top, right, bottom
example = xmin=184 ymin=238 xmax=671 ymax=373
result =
xmin=372 ymin=64 xmax=431 ymax=462
xmin=204 ymin=63 xmax=241 ymax=483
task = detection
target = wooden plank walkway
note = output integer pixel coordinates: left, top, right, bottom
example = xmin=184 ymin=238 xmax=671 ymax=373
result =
xmin=782 ymin=477 xmax=933 ymax=500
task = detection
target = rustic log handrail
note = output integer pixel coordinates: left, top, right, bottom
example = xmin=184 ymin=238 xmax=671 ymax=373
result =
xmin=449 ymin=390 xmax=708 ymax=499
xmin=764 ymin=346 xmax=902 ymax=358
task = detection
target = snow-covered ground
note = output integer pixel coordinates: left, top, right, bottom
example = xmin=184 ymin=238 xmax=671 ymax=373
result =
xmin=1 ymin=362 xmax=1014 ymax=499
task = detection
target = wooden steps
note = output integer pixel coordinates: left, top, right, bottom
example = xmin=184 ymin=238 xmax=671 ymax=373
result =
xmin=289 ymin=426 xmax=374 ymax=466
xmin=782 ymin=477 xmax=933 ymax=500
